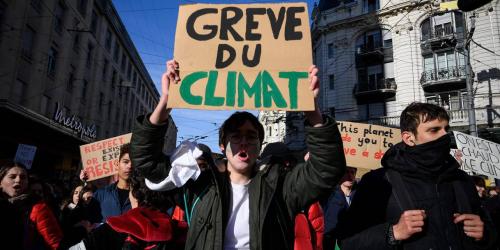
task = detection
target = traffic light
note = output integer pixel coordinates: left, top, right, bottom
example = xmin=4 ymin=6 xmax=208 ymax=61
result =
xmin=457 ymin=0 xmax=492 ymax=11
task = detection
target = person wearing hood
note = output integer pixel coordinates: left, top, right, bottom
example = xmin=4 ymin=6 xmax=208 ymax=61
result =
xmin=337 ymin=102 xmax=497 ymax=250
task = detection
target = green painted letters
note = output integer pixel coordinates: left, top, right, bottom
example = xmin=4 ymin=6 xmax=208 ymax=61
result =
xmin=204 ymin=71 xmax=224 ymax=106
xmin=279 ymin=71 xmax=307 ymax=109
xmin=238 ymin=72 xmax=262 ymax=108
xmin=262 ymin=70 xmax=286 ymax=108
xmin=180 ymin=71 xmax=206 ymax=105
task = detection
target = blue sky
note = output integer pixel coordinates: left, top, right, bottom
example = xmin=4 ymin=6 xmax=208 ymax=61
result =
xmin=113 ymin=0 xmax=317 ymax=152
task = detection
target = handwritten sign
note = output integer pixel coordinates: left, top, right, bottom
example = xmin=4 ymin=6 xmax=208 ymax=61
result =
xmin=14 ymin=144 xmax=37 ymax=169
xmin=170 ymin=3 xmax=314 ymax=111
xmin=453 ymin=131 xmax=500 ymax=179
xmin=338 ymin=122 xmax=401 ymax=170
xmin=79 ymin=133 xmax=131 ymax=181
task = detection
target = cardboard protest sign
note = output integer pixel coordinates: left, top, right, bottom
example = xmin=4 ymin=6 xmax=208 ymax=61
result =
xmin=171 ymin=3 xmax=314 ymax=111
xmin=79 ymin=133 xmax=132 ymax=181
xmin=14 ymin=144 xmax=37 ymax=169
xmin=338 ymin=122 xmax=401 ymax=170
xmin=453 ymin=131 xmax=500 ymax=179
xmin=450 ymin=148 xmax=473 ymax=175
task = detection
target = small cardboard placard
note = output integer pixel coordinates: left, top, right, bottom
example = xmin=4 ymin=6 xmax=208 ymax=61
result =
xmin=453 ymin=131 xmax=500 ymax=179
xmin=79 ymin=133 xmax=132 ymax=181
xmin=171 ymin=3 xmax=314 ymax=111
xmin=338 ymin=122 xmax=401 ymax=170
xmin=14 ymin=144 xmax=37 ymax=169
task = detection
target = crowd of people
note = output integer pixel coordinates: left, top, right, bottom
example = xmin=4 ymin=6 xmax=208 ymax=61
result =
xmin=0 ymin=60 xmax=499 ymax=249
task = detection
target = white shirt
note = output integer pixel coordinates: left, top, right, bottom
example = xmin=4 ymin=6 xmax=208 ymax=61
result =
xmin=224 ymin=182 xmax=251 ymax=250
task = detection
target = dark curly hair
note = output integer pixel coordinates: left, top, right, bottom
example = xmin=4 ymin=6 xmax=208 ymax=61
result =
xmin=128 ymin=170 xmax=176 ymax=211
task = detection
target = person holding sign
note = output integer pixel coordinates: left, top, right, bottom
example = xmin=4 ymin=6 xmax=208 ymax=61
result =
xmin=337 ymin=103 xmax=497 ymax=249
xmin=130 ymin=60 xmax=346 ymax=249
xmin=80 ymin=143 xmax=133 ymax=222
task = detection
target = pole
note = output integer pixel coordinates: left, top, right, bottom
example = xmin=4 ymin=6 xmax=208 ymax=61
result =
xmin=465 ymin=13 xmax=478 ymax=136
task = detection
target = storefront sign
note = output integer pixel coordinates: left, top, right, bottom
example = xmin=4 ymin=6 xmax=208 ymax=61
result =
xmin=170 ymin=3 xmax=314 ymax=111
xmin=53 ymin=102 xmax=97 ymax=139
xmin=79 ymin=133 xmax=132 ymax=181
xmin=14 ymin=144 xmax=37 ymax=169
xmin=338 ymin=121 xmax=401 ymax=170
xmin=453 ymin=131 xmax=500 ymax=179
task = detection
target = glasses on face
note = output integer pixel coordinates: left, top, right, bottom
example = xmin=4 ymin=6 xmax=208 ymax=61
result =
xmin=228 ymin=134 xmax=260 ymax=145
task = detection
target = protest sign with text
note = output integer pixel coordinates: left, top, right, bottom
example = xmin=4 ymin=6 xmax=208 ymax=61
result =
xmin=14 ymin=144 xmax=37 ymax=169
xmin=79 ymin=133 xmax=132 ymax=181
xmin=338 ymin=121 xmax=401 ymax=170
xmin=453 ymin=131 xmax=500 ymax=179
xmin=170 ymin=3 xmax=314 ymax=111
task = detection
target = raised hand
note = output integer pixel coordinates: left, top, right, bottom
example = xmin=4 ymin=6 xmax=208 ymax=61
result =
xmin=304 ymin=65 xmax=323 ymax=127
xmin=150 ymin=60 xmax=180 ymax=125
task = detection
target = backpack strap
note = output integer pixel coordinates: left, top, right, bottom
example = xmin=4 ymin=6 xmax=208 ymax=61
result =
xmin=385 ymin=169 xmax=415 ymax=211
xmin=452 ymin=181 xmax=472 ymax=214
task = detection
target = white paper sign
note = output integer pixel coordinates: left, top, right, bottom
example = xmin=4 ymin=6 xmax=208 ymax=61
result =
xmin=453 ymin=131 xmax=500 ymax=179
xmin=14 ymin=144 xmax=37 ymax=169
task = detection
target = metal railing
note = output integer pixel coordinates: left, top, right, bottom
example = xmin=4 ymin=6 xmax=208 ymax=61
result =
xmin=420 ymin=65 xmax=466 ymax=84
xmin=364 ymin=107 xmax=500 ymax=128
xmin=355 ymin=78 xmax=397 ymax=93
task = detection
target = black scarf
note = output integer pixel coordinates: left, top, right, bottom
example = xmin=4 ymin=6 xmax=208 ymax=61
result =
xmin=382 ymin=134 xmax=459 ymax=180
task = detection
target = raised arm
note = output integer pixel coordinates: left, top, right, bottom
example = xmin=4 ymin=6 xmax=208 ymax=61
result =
xmin=283 ymin=65 xmax=346 ymax=214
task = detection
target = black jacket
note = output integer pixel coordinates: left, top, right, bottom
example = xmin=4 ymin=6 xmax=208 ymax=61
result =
xmin=130 ymin=114 xmax=346 ymax=250
xmin=338 ymin=142 xmax=497 ymax=250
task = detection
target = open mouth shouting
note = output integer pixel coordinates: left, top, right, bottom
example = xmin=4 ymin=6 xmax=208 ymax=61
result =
xmin=237 ymin=150 xmax=250 ymax=162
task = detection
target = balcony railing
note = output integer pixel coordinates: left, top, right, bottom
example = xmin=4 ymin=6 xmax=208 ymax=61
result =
xmin=420 ymin=66 xmax=467 ymax=92
xmin=355 ymin=78 xmax=397 ymax=93
xmin=363 ymin=107 xmax=500 ymax=128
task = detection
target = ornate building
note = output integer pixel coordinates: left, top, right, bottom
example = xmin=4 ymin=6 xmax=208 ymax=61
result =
xmin=260 ymin=0 xmax=500 ymax=150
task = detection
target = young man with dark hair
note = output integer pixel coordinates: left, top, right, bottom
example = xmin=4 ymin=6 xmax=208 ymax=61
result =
xmin=81 ymin=143 xmax=132 ymax=222
xmin=130 ymin=60 xmax=346 ymax=249
xmin=338 ymin=102 xmax=497 ymax=249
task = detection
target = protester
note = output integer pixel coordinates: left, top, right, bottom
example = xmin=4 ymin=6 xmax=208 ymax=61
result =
xmin=472 ymin=175 xmax=487 ymax=200
xmin=338 ymin=102 xmax=497 ymax=249
xmin=0 ymin=161 xmax=63 ymax=250
xmin=321 ymin=166 xmax=357 ymax=250
xmin=81 ymin=143 xmax=132 ymax=222
xmin=70 ymin=169 xmax=183 ymax=249
xmin=260 ymin=143 xmax=325 ymax=250
xmin=129 ymin=60 xmax=346 ymax=249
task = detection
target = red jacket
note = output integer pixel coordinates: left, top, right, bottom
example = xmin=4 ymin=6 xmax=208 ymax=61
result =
xmin=294 ymin=201 xmax=324 ymax=250
xmin=29 ymin=202 xmax=63 ymax=250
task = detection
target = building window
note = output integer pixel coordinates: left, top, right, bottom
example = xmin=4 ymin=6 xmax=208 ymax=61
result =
xmin=99 ymin=92 xmax=104 ymax=111
xmin=102 ymin=59 xmax=108 ymax=79
xmin=31 ymin=0 xmax=42 ymax=13
xmin=73 ymin=33 xmax=80 ymax=52
xmin=426 ymin=91 xmax=466 ymax=110
xmin=327 ymin=43 xmax=334 ymax=59
xmin=67 ymin=65 xmax=75 ymax=92
xmin=90 ymin=10 xmax=98 ymax=34
xmin=12 ymin=79 xmax=27 ymax=104
xmin=421 ymin=12 xmax=465 ymax=41
xmin=111 ymin=69 xmax=116 ymax=90
xmin=77 ymin=0 xmax=87 ymax=17
xmin=363 ymin=0 xmax=379 ymax=13
xmin=127 ymin=63 xmax=132 ymax=80
xmin=54 ymin=2 xmax=65 ymax=34
xmin=329 ymin=74 xmax=335 ymax=90
xmin=21 ymin=26 xmax=35 ymax=60
xmin=108 ymin=101 xmax=113 ymax=117
xmin=86 ymin=43 xmax=93 ymax=68
xmin=81 ymin=80 xmax=88 ymax=104
xmin=113 ymin=41 xmax=120 ymax=62
xmin=105 ymin=29 xmax=112 ymax=50
xmin=41 ymin=95 xmax=51 ymax=116
xmin=47 ymin=47 xmax=58 ymax=77
xmin=121 ymin=52 xmax=127 ymax=71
